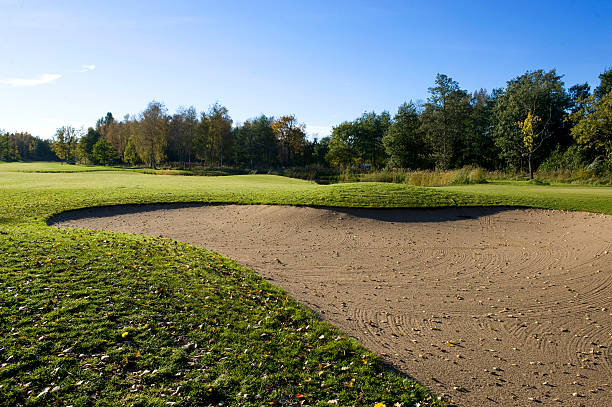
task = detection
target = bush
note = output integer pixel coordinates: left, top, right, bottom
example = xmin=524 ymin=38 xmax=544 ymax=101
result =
xmin=282 ymin=164 xmax=339 ymax=183
xmin=469 ymin=167 xmax=487 ymax=184
xmin=539 ymin=145 xmax=586 ymax=172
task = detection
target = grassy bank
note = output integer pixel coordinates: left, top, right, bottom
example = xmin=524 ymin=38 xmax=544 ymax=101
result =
xmin=337 ymin=167 xmax=612 ymax=186
xmin=1 ymin=162 xmax=611 ymax=406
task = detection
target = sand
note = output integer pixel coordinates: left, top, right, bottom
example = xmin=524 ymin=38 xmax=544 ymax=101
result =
xmin=49 ymin=204 xmax=612 ymax=406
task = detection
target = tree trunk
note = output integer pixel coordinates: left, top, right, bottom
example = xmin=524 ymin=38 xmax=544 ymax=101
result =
xmin=528 ymin=154 xmax=533 ymax=180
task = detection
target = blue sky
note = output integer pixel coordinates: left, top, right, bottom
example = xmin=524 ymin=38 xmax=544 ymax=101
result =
xmin=1 ymin=0 xmax=610 ymax=139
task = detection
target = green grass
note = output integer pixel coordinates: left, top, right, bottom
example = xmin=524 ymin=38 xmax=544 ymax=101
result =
xmin=440 ymin=181 xmax=612 ymax=215
xmin=1 ymin=162 xmax=611 ymax=406
xmin=0 ymin=161 xmax=126 ymax=173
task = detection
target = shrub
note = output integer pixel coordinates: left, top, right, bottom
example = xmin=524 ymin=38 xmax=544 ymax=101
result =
xmin=539 ymin=145 xmax=586 ymax=172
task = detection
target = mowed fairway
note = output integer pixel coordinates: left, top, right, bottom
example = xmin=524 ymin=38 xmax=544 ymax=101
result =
xmin=2 ymin=163 xmax=612 ymax=406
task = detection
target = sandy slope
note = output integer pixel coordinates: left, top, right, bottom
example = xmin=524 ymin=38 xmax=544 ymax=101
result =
xmin=50 ymin=204 xmax=612 ymax=406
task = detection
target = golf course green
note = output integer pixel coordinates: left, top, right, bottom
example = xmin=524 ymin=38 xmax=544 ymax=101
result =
xmin=1 ymin=162 xmax=611 ymax=406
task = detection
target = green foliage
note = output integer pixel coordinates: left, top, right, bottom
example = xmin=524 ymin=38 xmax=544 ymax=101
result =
xmin=11 ymin=67 xmax=612 ymax=183
xmin=355 ymin=111 xmax=390 ymax=167
xmin=468 ymin=88 xmax=498 ymax=169
xmin=383 ymin=102 xmax=426 ymax=169
xmin=492 ymin=69 xmax=570 ymax=170
xmin=325 ymin=122 xmax=359 ymax=168
xmin=193 ymin=103 xmax=233 ymax=167
xmin=123 ymin=135 xmax=140 ymax=165
xmin=207 ymin=103 xmax=234 ymax=167
xmin=280 ymin=164 xmax=339 ymax=183
xmin=51 ymin=126 xmax=80 ymax=163
xmin=136 ymin=101 xmax=168 ymax=168
xmin=594 ymin=67 xmax=612 ymax=99
xmin=326 ymin=111 xmax=390 ymax=168
xmin=420 ymin=74 xmax=473 ymax=169
xmin=76 ymin=127 xmax=101 ymax=164
xmin=342 ymin=167 xmax=487 ymax=186
xmin=569 ymin=91 xmax=612 ymax=157
xmin=0 ymin=132 xmax=55 ymax=162
xmin=568 ymin=82 xmax=591 ymax=113
xmin=312 ymin=137 xmax=330 ymax=166
xmin=92 ymin=138 xmax=119 ymax=165
xmin=192 ymin=112 xmax=210 ymax=163
xmin=167 ymin=106 xmax=197 ymax=165
xmin=539 ymin=145 xmax=586 ymax=172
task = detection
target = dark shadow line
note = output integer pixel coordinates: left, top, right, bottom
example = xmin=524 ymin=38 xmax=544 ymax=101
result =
xmin=47 ymin=202 xmax=529 ymax=226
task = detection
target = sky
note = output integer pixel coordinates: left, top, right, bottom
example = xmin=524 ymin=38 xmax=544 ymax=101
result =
xmin=1 ymin=0 xmax=611 ymax=140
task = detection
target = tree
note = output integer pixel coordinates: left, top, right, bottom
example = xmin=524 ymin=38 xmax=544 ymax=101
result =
xmin=76 ymin=127 xmax=101 ymax=164
xmin=92 ymin=138 xmax=118 ymax=165
xmin=123 ymin=135 xmax=140 ymax=165
xmin=192 ymin=103 xmax=232 ymax=166
xmin=326 ymin=111 xmax=390 ymax=168
xmin=517 ymin=112 xmax=544 ymax=179
xmin=96 ymin=112 xmax=127 ymax=157
xmin=183 ymin=106 xmax=197 ymax=164
xmin=249 ymin=115 xmax=278 ymax=168
xmin=0 ymin=131 xmax=54 ymax=161
xmin=467 ymin=89 xmax=499 ymax=169
xmin=136 ymin=101 xmax=168 ymax=168
xmin=355 ymin=111 xmax=390 ymax=167
xmin=326 ymin=121 xmax=359 ymax=167
xmin=568 ymin=83 xmax=591 ymax=113
xmin=167 ymin=106 xmax=197 ymax=165
xmin=492 ymin=69 xmax=570 ymax=172
xmin=594 ymin=68 xmax=612 ymax=99
xmin=193 ymin=112 xmax=211 ymax=164
xmin=272 ymin=115 xmax=306 ymax=166
xmin=312 ymin=136 xmax=330 ymax=166
xmin=51 ymin=126 xmax=79 ymax=163
xmin=0 ymin=132 xmax=12 ymax=161
xmin=168 ymin=109 xmax=186 ymax=163
xmin=382 ymin=102 xmax=425 ymax=168
xmin=420 ymin=74 xmax=472 ymax=169
xmin=208 ymin=103 xmax=233 ymax=167
xmin=233 ymin=116 xmax=278 ymax=169
xmin=568 ymin=91 xmax=612 ymax=158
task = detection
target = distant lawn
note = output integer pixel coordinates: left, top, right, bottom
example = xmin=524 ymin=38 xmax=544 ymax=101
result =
xmin=0 ymin=161 xmax=126 ymax=173
xmin=1 ymin=162 xmax=611 ymax=406
xmin=440 ymin=182 xmax=612 ymax=215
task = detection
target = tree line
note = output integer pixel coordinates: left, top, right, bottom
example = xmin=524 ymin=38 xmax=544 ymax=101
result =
xmin=10 ymin=67 xmax=612 ymax=180
xmin=0 ymin=131 xmax=55 ymax=161
xmin=49 ymin=102 xmax=329 ymax=170
xmin=328 ymin=68 xmax=611 ymax=179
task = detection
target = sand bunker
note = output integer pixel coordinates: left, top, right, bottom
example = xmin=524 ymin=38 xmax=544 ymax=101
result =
xmin=50 ymin=204 xmax=612 ymax=406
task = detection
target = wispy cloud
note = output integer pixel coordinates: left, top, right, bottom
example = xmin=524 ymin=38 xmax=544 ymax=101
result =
xmin=0 ymin=73 xmax=62 ymax=87
xmin=78 ymin=64 xmax=96 ymax=72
